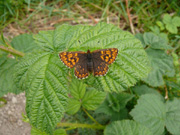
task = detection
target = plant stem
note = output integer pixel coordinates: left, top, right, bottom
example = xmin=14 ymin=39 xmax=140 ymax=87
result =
xmin=57 ymin=122 xmax=105 ymax=130
xmin=0 ymin=45 xmax=25 ymax=57
xmin=82 ymin=108 xmax=102 ymax=126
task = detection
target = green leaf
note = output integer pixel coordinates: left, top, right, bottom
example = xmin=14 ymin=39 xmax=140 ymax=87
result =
xmin=143 ymin=32 xmax=172 ymax=50
xmin=156 ymin=21 xmax=165 ymax=30
xmin=135 ymin=33 xmax=146 ymax=48
xmin=0 ymin=56 xmax=21 ymax=97
xmin=143 ymin=48 xmax=175 ymax=87
xmin=11 ymin=34 xmax=39 ymax=53
xmin=104 ymin=120 xmax=153 ymax=135
xmin=62 ymin=22 xmax=150 ymax=92
xmin=34 ymin=24 xmax=90 ymax=52
xmin=132 ymin=85 xmax=162 ymax=97
xmin=165 ymin=98 xmax=180 ymax=134
xmin=53 ymin=128 xmax=67 ymax=135
xmin=166 ymin=24 xmax=178 ymax=34
xmin=69 ymin=79 xmax=86 ymax=100
xmin=163 ymin=14 xmax=171 ymax=24
xmin=130 ymin=94 xmax=165 ymax=135
xmin=163 ymin=14 xmax=180 ymax=34
xmin=66 ymin=98 xmax=81 ymax=115
xmin=130 ymin=94 xmax=180 ymax=135
xmin=31 ymin=127 xmax=48 ymax=135
xmin=172 ymin=16 xmax=180 ymax=27
xmin=96 ymin=92 xmax=133 ymax=120
xmin=82 ymin=88 xmax=106 ymax=110
xmin=14 ymin=52 xmax=68 ymax=133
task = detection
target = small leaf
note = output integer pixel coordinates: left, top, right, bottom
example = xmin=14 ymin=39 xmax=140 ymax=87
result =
xmin=163 ymin=14 xmax=171 ymax=24
xmin=166 ymin=24 xmax=178 ymax=34
xmin=66 ymin=98 xmax=81 ymax=115
xmin=53 ymin=128 xmax=67 ymax=135
xmin=11 ymin=34 xmax=39 ymax=53
xmin=130 ymin=94 xmax=165 ymax=135
xmin=172 ymin=16 xmax=180 ymax=27
xmin=69 ymin=79 xmax=86 ymax=100
xmin=165 ymin=98 xmax=180 ymax=134
xmin=82 ymin=89 xmax=106 ymax=110
xmin=143 ymin=48 xmax=175 ymax=87
xmin=104 ymin=120 xmax=153 ymax=135
xmin=96 ymin=92 xmax=133 ymax=120
xmin=156 ymin=21 xmax=165 ymax=30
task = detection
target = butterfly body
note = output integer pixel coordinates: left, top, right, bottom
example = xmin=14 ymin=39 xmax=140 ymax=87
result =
xmin=59 ymin=48 xmax=118 ymax=79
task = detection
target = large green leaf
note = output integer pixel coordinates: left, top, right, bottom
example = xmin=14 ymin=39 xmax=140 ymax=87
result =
xmin=14 ymin=53 xmax=69 ymax=133
xmin=130 ymin=94 xmax=165 ymax=135
xmin=0 ymin=56 xmax=20 ymax=97
xmin=165 ymin=98 xmax=180 ymax=135
xmin=130 ymin=94 xmax=180 ymax=135
xmin=48 ymin=23 xmax=149 ymax=92
xmin=143 ymin=48 xmax=175 ymax=87
xmin=104 ymin=120 xmax=153 ymax=135
xmin=82 ymin=88 xmax=106 ymax=110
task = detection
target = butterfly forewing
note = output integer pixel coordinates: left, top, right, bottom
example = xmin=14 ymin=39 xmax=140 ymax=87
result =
xmin=92 ymin=48 xmax=118 ymax=76
xmin=92 ymin=48 xmax=118 ymax=64
xmin=59 ymin=51 xmax=85 ymax=68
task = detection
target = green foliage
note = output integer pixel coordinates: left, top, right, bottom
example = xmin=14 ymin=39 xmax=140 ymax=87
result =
xmin=14 ymin=52 xmax=69 ymax=134
xmin=143 ymin=48 xmax=175 ymax=87
xmin=0 ymin=56 xmax=19 ymax=97
xmin=66 ymin=79 xmax=106 ymax=114
xmin=11 ymin=34 xmax=39 ymax=53
xmin=130 ymin=94 xmax=180 ymax=135
xmin=163 ymin=14 xmax=180 ymax=34
xmin=96 ymin=92 xmax=134 ymax=121
xmin=104 ymin=120 xmax=153 ymax=135
xmin=132 ymin=85 xmax=162 ymax=97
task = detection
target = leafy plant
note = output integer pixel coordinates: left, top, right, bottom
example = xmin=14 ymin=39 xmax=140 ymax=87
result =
xmin=0 ymin=22 xmax=180 ymax=135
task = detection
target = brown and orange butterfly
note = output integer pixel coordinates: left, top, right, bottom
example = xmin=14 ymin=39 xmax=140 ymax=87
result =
xmin=59 ymin=48 xmax=118 ymax=79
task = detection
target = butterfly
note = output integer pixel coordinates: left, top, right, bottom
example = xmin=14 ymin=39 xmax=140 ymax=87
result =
xmin=59 ymin=48 xmax=118 ymax=79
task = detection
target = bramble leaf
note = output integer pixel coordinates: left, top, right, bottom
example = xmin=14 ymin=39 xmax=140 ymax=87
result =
xmin=104 ymin=120 xmax=153 ymax=135
xmin=143 ymin=48 xmax=175 ymax=87
xmin=0 ymin=56 xmax=20 ymax=97
xmin=82 ymin=88 xmax=106 ymax=110
xmin=66 ymin=98 xmax=81 ymax=115
xmin=130 ymin=94 xmax=180 ymax=135
xmin=11 ymin=34 xmax=39 ymax=53
xmin=69 ymin=79 xmax=86 ymax=100
xmin=14 ymin=53 xmax=69 ymax=133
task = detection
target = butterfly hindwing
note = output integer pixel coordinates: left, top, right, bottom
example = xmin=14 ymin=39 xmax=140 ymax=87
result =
xmin=59 ymin=51 xmax=85 ymax=68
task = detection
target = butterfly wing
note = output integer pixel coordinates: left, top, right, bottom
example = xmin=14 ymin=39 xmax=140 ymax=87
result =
xmin=74 ymin=53 xmax=89 ymax=79
xmin=59 ymin=51 xmax=85 ymax=68
xmin=92 ymin=48 xmax=118 ymax=76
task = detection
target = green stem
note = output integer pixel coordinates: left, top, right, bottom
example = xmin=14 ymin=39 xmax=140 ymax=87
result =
xmin=57 ymin=122 xmax=105 ymax=130
xmin=82 ymin=108 xmax=102 ymax=126
xmin=0 ymin=45 xmax=25 ymax=57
